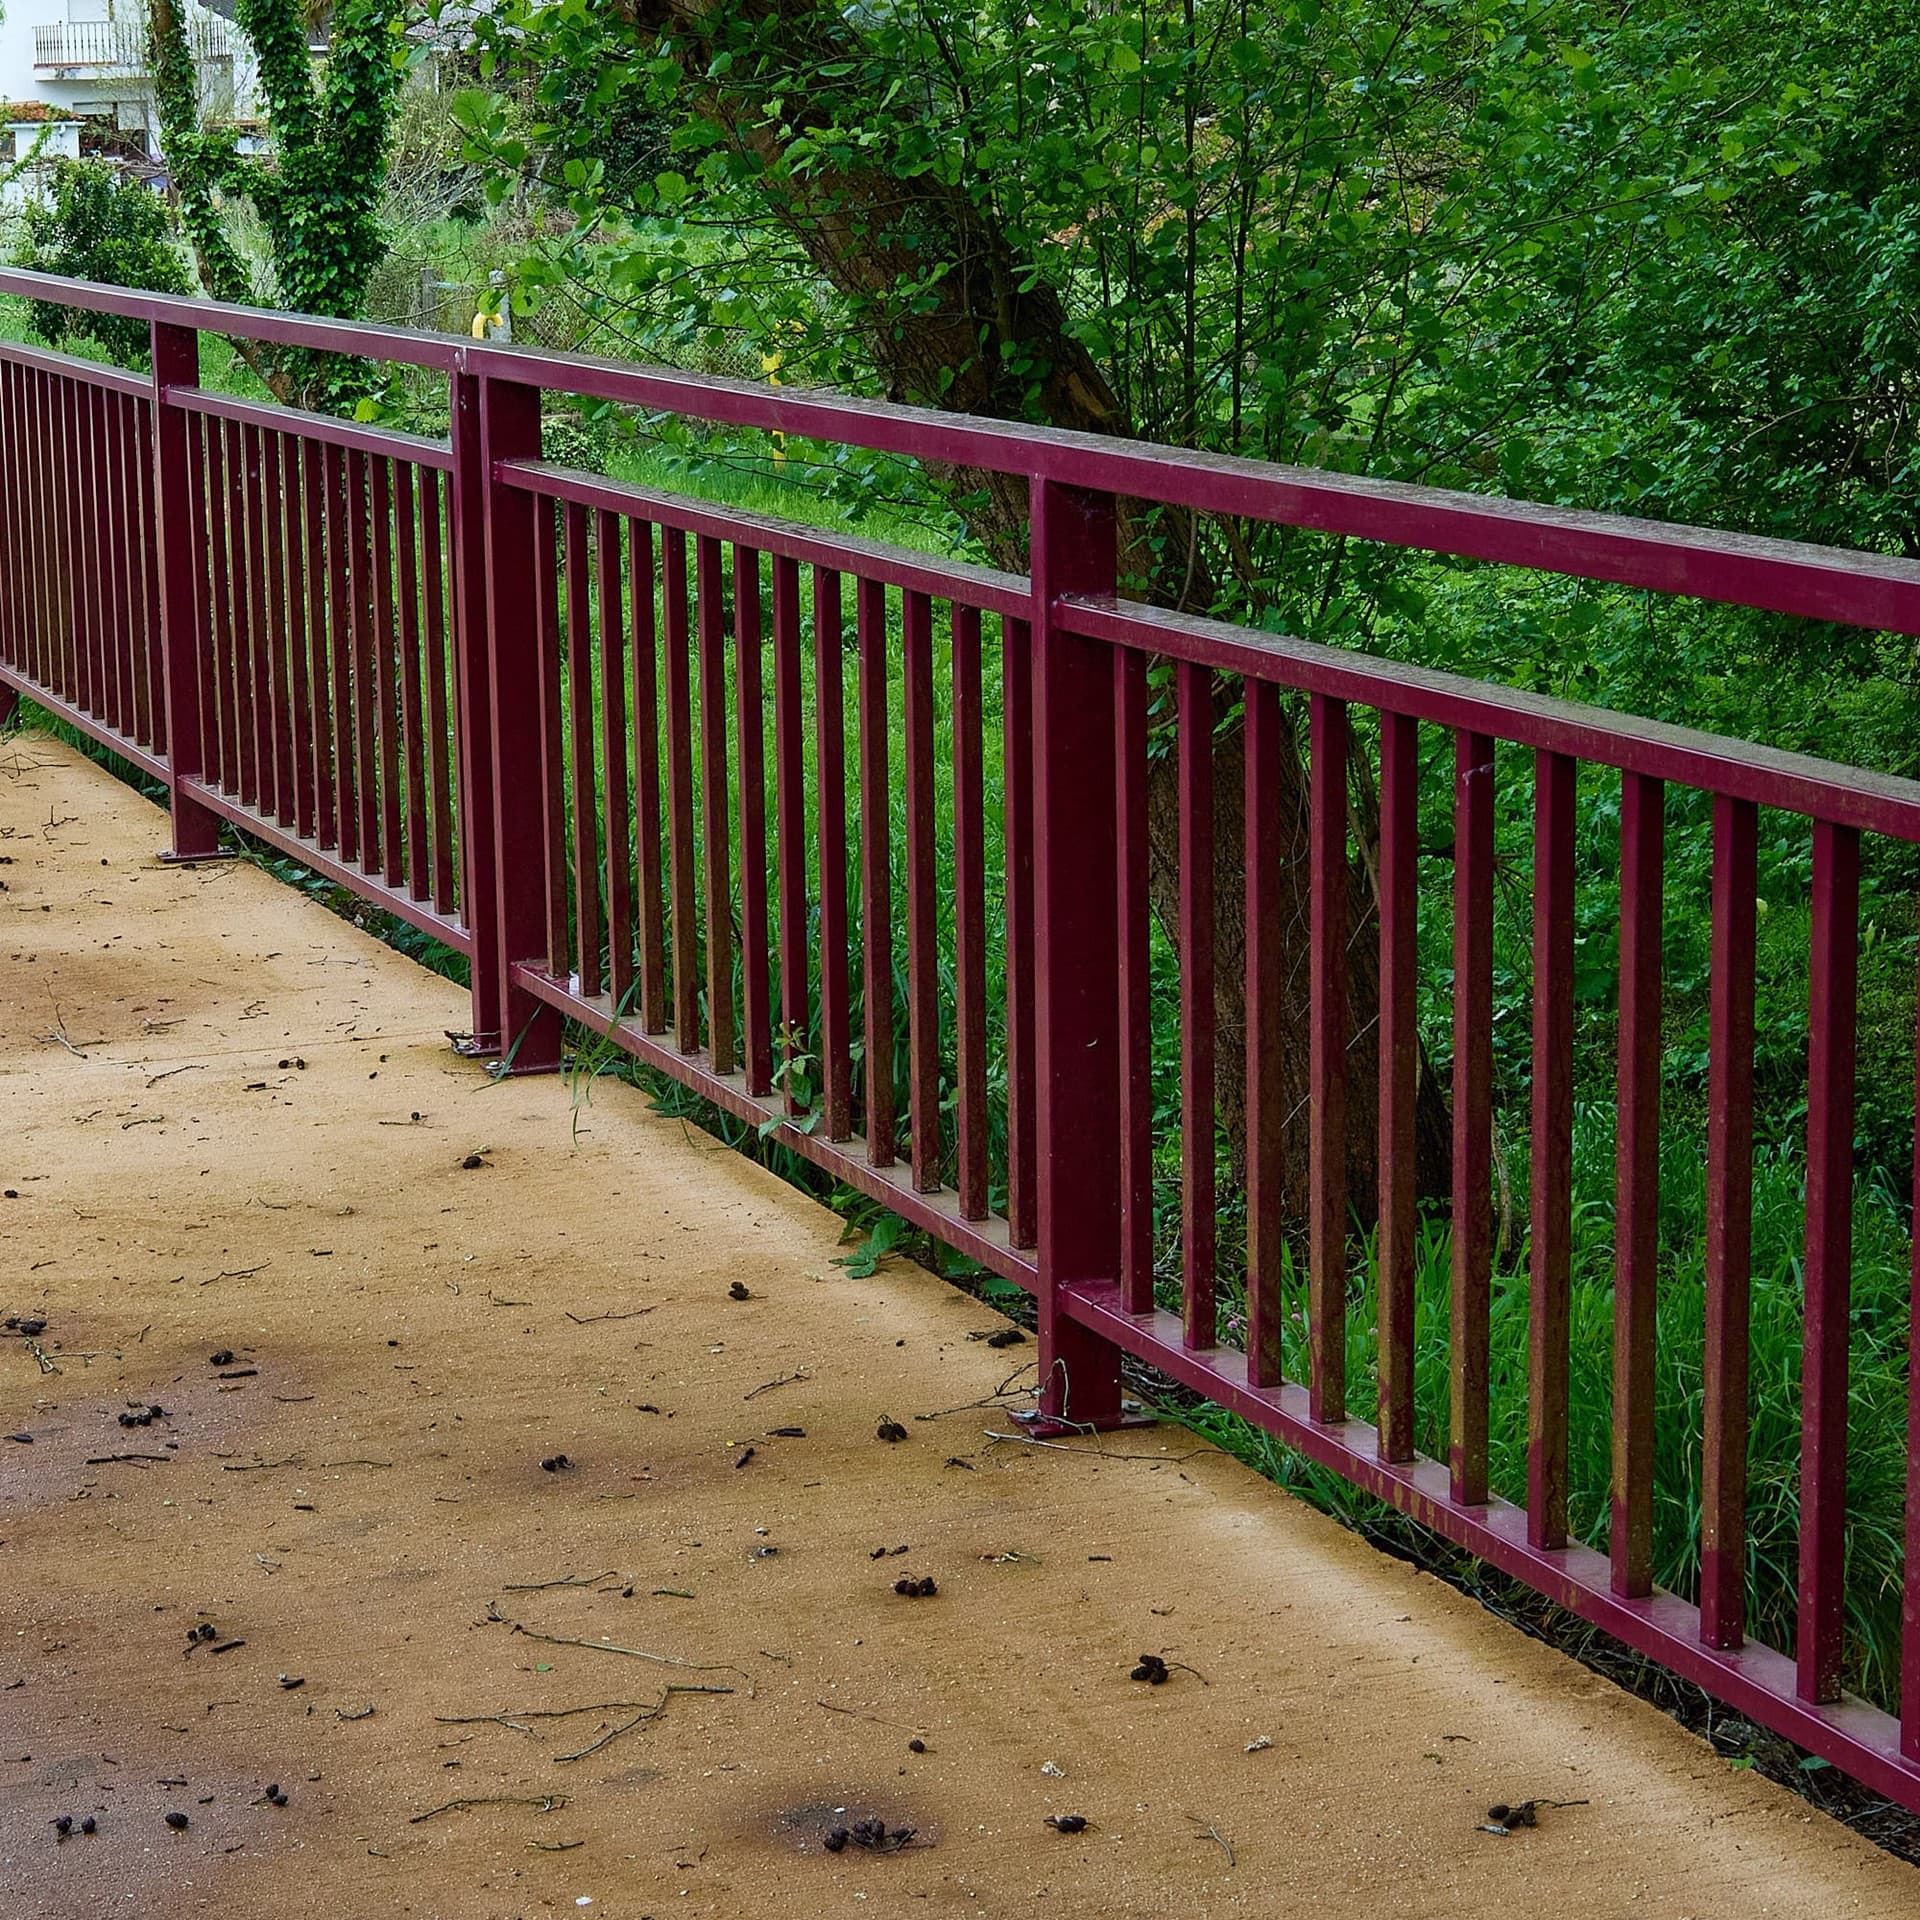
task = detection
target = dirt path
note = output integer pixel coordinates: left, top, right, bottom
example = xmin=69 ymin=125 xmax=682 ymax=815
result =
xmin=1 ymin=731 xmax=1914 ymax=1919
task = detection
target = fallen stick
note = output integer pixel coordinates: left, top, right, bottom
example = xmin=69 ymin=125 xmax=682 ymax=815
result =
xmin=409 ymin=1794 xmax=567 ymax=1824
xmin=743 ymin=1368 xmax=810 ymax=1401
xmin=487 ymin=1612 xmax=756 ymax=1689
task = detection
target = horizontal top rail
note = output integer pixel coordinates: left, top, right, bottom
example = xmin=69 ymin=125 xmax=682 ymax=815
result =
xmin=1064 ymin=594 xmax=1920 ymax=838
xmin=499 ymin=459 xmax=1031 ymax=620
xmin=1 ymin=265 xmax=1917 ymax=638
xmin=167 ymin=386 xmax=455 ymax=470
xmin=0 ymin=268 xmax=470 ymax=372
xmin=0 ymin=335 xmax=153 ymax=401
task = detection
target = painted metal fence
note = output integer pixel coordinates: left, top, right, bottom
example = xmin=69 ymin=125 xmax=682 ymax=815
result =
xmin=4 ymin=267 xmax=1920 ymax=1812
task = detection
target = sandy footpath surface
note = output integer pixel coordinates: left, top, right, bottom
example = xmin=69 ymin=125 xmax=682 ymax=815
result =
xmin=1 ymin=731 xmax=1915 ymax=1919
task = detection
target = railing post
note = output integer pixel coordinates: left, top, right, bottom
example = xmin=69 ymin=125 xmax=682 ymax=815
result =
xmin=149 ymin=321 xmax=223 ymax=859
xmin=1030 ymin=477 xmax=1126 ymax=1430
xmin=448 ymin=369 xmax=503 ymax=1054
xmin=474 ymin=369 xmax=561 ymax=1073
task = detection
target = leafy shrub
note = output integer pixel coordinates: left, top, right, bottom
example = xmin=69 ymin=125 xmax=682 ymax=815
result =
xmin=13 ymin=160 xmax=190 ymax=367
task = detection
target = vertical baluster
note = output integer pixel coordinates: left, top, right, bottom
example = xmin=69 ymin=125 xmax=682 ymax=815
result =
xmin=122 ymin=399 xmax=145 ymax=742
xmin=148 ymin=325 xmax=221 ymax=857
xmin=1117 ymin=645 xmax=1154 ymax=1313
xmin=124 ymin=397 xmax=148 ymax=744
xmin=299 ymin=435 xmax=327 ymax=836
xmin=0 ymin=364 xmax=14 ymax=684
xmin=903 ymin=589 xmax=940 ymax=1189
xmin=629 ymin=519 xmax=668 ymax=1033
xmin=1529 ymin=750 xmax=1577 ymax=1544
xmin=697 ymin=535 xmax=736 ymax=1075
xmin=421 ymin=470 xmax=455 ymax=913
xmin=183 ymin=416 xmax=220 ymax=787
xmin=242 ymin=423 xmax=270 ymax=808
xmin=564 ymin=503 xmax=603 ymax=998
xmin=370 ymin=458 xmax=403 ymax=883
xmin=815 ymin=570 xmax=853 ymax=1138
xmin=41 ymin=374 xmax=64 ymax=696
xmin=1611 ymin=770 xmax=1664 ymax=1595
xmin=0 ymin=363 xmax=13 ymax=670
xmin=261 ymin=433 xmax=293 ymax=827
xmin=70 ymin=383 xmax=93 ymax=717
xmin=347 ymin=448 xmax=377 ymax=859
xmin=82 ymin=388 xmax=109 ymax=729
xmin=1701 ymin=793 xmax=1757 ymax=1644
xmin=395 ymin=463 xmax=429 ymax=899
xmin=535 ymin=497 xmax=569 ymax=977
xmin=283 ymin=439 xmax=315 ymax=840
xmin=96 ymin=389 xmax=125 ymax=736
xmin=40 ymin=370 xmax=58 ymax=695
xmin=1245 ymin=680 xmax=1286 ymax=1386
xmin=325 ymin=443 xmax=356 ymax=859
xmin=205 ymin=420 xmax=237 ymax=792
xmin=138 ymin=400 xmax=165 ymax=756
xmin=68 ymin=383 xmax=86 ymax=709
xmin=952 ymin=605 xmax=989 ymax=1221
xmin=597 ymin=511 xmax=634 ymax=1013
xmin=772 ymin=554 xmax=809 ymax=1115
xmin=105 ymin=391 xmax=127 ymax=734
xmin=736 ymin=547 xmax=773 ymax=1096
xmin=1178 ymin=658 xmax=1216 ymax=1349
xmin=24 ymin=370 xmax=40 ymax=685
xmin=1309 ymin=694 xmax=1350 ymax=1420
xmin=663 ymin=528 xmax=700 ymax=1048
xmin=1003 ymin=616 xmax=1038 ymax=1250
xmin=857 ymin=576 xmax=896 ymax=1165
xmin=1452 ymin=730 xmax=1495 ymax=1504
xmin=0 ymin=365 xmax=18 ymax=679
xmin=90 ymin=386 xmax=111 ymax=723
xmin=1799 ymin=818 xmax=1858 ymax=1701
xmin=1377 ymin=710 xmax=1419 ymax=1457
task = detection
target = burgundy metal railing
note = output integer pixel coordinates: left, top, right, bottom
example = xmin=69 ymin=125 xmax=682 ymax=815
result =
xmin=4 ymin=266 xmax=1920 ymax=1811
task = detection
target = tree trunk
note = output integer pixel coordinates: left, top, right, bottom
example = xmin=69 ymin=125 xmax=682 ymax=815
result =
xmin=622 ymin=0 xmax=1453 ymax=1226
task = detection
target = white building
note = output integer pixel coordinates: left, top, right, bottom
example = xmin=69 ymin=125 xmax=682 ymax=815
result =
xmin=0 ymin=0 xmax=260 ymax=199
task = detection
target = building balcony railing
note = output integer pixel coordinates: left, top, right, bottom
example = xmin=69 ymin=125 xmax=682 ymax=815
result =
xmin=32 ymin=14 xmax=230 ymax=72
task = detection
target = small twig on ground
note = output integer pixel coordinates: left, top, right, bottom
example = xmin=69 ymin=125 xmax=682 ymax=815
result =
xmin=1186 ymin=1814 xmax=1235 ymax=1867
xmin=336 ymin=1704 xmax=375 ymax=1722
xmin=556 ymin=1685 xmax=732 ymax=1760
xmin=490 ymin=1613 xmax=753 ymax=1692
xmin=222 ymin=1456 xmax=305 ymax=1472
xmin=503 ymin=1571 xmax=621 ymax=1592
xmin=816 ymin=1699 xmax=922 ymax=1732
xmin=201 ymin=1262 xmax=271 ymax=1285
xmin=409 ymin=1794 xmax=568 ymax=1824
xmin=85 ymin=1451 xmax=170 ymax=1465
xmin=528 ymin=1839 xmax=584 ymax=1852
xmin=916 ymin=1373 xmax=1039 ymax=1422
xmin=743 ymin=1368 xmax=811 ymax=1401
xmin=563 ymin=1308 xmax=658 ymax=1325
xmin=146 ymin=1063 xmax=203 ymax=1087
xmin=438 ymin=1686 xmax=735 ymax=1759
